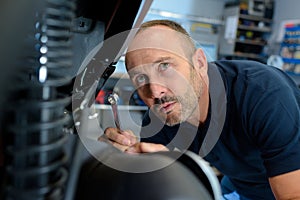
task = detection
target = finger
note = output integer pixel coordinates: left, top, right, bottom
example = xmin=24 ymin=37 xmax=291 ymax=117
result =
xmin=98 ymin=134 xmax=129 ymax=152
xmin=125 ymin=142 xmax=169 ymax=154
xmin=121 ymin=130 xmax=139 ymax=144
xmin=121 ymin=129 xmax=135 ymax=136
xmin=124 ymin=144 xmax=142 ymax=154
xmin=110 ymin=141 xmax=129 ymax=152
xmin=139 ymin=142 xmax=169 ymax=153
xmin=104 ymin=128 xmax=132 ymax=146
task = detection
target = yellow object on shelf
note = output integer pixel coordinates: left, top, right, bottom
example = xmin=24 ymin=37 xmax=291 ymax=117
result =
xmin=190 ymin=23 xmax=212 ymax=33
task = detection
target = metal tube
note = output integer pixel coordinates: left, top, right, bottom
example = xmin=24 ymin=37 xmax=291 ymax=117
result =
xmin=108 ymin=93 xmax=121 ymax=130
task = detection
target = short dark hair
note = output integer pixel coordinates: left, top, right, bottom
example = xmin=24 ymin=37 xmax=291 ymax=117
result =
xmin=126 ymin=19 xmax=196 ymax=65
xmin=137 ymin=19 xmax=196 ymax=51
xmin=139 ymin=19 xmax=189 ymax=37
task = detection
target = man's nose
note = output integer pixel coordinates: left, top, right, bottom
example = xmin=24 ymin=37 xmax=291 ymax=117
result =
xmin=148 ymin=83 xmax=166 ymax=99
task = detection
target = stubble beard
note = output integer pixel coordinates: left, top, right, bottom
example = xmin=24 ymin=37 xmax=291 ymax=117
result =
xmin=152 ymin=78 xmax=202 ymax=127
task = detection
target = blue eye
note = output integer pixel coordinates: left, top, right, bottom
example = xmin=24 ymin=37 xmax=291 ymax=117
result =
xmin=135 ymin=74 xmax=147 ymax=86
xmin=158 ymin=63 xmax=169 ymax=71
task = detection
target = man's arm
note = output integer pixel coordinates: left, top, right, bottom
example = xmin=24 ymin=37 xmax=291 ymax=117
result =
xmin=269 ymin=169 xmax=300 ymax=200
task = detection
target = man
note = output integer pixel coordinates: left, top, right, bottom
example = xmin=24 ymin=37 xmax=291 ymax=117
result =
xmin=102 ymin=19 xmax=300 ymax=199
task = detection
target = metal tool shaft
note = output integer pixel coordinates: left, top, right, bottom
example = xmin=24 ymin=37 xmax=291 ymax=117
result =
xmin=108 ymin=93 xmax=121 ymax=130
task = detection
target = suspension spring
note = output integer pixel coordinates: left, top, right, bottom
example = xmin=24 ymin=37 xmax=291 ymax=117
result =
xmin=3 ymin=0 xmax=76 ymax=199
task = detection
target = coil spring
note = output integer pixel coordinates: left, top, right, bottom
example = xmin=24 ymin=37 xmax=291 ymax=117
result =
xmin=4 ymin=0 xmax=75 ymax=199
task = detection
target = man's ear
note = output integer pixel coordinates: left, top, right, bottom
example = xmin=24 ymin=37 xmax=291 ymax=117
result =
xmin=193 ymin=48 xmax=209 ymax=89
xmin=193 ymin=48 xmax=207 ymax=70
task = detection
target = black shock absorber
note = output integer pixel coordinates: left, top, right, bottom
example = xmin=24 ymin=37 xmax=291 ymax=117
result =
xmin=2 ymin=0 xmax=76 ymax=199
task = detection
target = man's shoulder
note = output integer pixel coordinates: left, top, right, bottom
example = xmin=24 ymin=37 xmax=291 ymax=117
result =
xmin=212 ymin=59 xmax=268 ymax=73
xmin=212 ymin=59 xmax=292 ymax=86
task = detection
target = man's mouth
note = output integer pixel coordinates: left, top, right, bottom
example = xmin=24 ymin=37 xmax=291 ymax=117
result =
xmin=160 ymin=101 xmax=176 ymax=114
xmin=153 ymin=96 xmax=179 ymax=115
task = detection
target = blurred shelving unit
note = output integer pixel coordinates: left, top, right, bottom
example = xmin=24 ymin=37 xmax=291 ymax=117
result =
xmin=279 ymin=24 xmax=300 ymax=74
xmin=219 ymin=0 xmax=274 ymax=63
xmin=279 ymin=23 xmax=300 ymax=87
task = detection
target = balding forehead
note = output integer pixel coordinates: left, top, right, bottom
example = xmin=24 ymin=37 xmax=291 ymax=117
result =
xmin=127 ymin=26 xmax=187 ymax=57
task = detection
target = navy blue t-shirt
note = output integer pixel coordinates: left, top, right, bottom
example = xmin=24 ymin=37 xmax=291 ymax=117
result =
xmin=140 ymin=60 xmax=300 ymax=199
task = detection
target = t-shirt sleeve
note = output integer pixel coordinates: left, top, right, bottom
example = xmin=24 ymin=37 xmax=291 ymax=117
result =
xmin=248 ymin=79 xmax=300 ymax=177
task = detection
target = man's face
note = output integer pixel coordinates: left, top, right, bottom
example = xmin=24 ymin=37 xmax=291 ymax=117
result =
xmin=126 ymin=26 xmax=206 ymax=126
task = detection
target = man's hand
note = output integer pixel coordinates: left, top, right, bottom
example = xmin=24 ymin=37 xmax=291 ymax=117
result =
xmin=99 ymin=127 xmax=169 ymax=153
xmin=125 ymin=142 xmax=169 ymax=154
xmin=98 ymin=127 xmax=138 ymax=152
